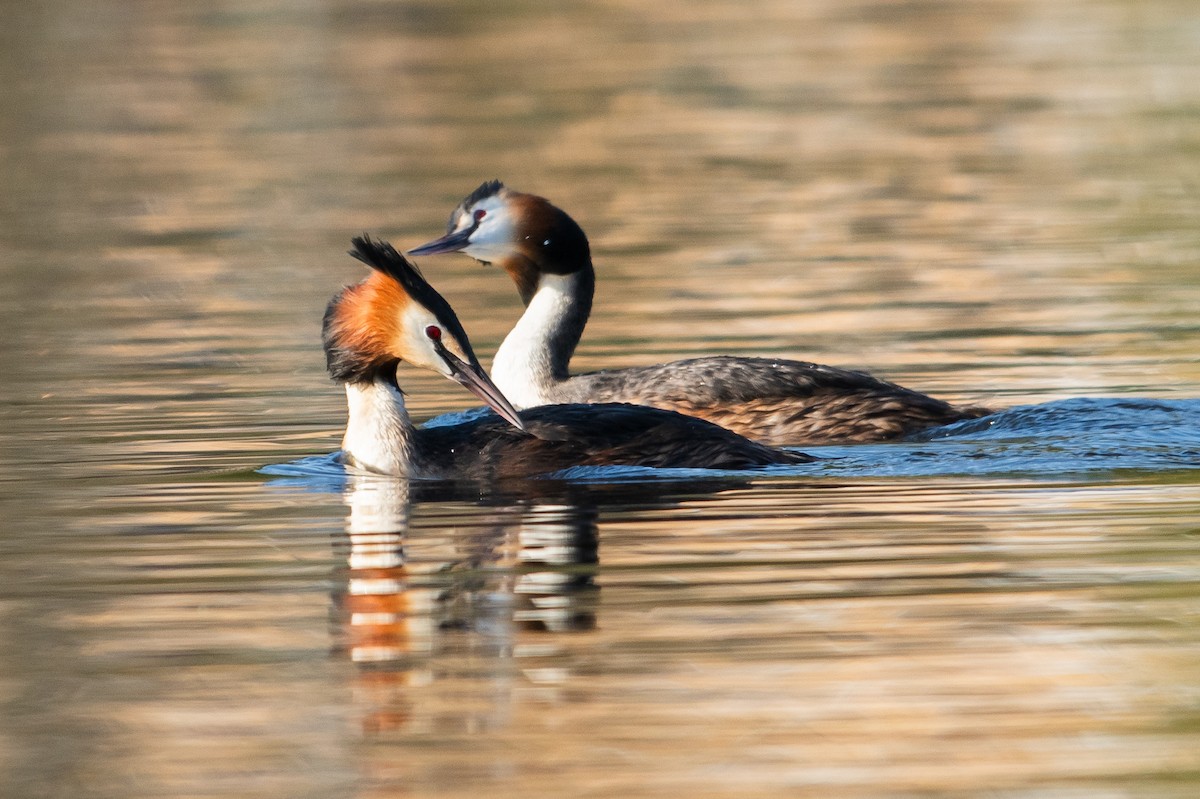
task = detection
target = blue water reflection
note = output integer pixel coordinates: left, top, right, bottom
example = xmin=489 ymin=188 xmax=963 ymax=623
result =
xmin=265 ymin=398 xmax=1200 ymax=485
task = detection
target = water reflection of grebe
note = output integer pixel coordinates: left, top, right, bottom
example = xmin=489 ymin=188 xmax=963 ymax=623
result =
xmin=325 ymin=236 xmax=812 ymax=478
xmin=408 ymin=181 xmax=991 ymax=446
xmin=330 ymin=477 xmax=600 ymax=733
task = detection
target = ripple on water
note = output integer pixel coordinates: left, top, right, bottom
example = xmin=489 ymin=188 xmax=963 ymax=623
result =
xmin=268 ymin=397 xmax=1200 ymax=483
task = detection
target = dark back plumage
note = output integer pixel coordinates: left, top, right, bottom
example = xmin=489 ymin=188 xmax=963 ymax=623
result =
xmin=412 ymin=402 xmax=813 ymax=480
xmin=555 ymin=355 xmax=991 ymax=445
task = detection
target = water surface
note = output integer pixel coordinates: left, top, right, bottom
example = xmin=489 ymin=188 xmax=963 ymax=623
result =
xmin=2 ymin=1 xmax=1199 ymax=797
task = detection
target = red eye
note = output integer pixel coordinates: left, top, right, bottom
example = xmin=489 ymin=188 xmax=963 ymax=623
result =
xmin=425 ymin=325 xmax=441 ymax=341
xmin=473 ymin=209 xmax=486 ymax=222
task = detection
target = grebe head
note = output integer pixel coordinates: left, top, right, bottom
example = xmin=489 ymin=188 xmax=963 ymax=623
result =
xmin=324 ymin=235 xmax=525 ymax=430
xmin=408 ymin=181 xmax=590 ymax=298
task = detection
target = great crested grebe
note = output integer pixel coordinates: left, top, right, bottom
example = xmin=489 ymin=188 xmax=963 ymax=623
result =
xmin=408 ymin=181 xmax=992 ymax=446
xmin=326 ymin=235 xmax=812 ymax=478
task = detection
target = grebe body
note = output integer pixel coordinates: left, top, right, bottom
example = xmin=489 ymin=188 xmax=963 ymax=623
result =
xmin=412 ymin=402 xmax=812 ymax=479
xmin=408 ymin=181 xmax=991 ymax=446
xmin=326 ymin=236 xmax=812 ymax=478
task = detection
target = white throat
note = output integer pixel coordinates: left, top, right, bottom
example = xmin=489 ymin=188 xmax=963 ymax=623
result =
xmin=491 ymin=272 xmax=578 ymax=408
xmin=341 ymin=380 xmax=415 ymax=476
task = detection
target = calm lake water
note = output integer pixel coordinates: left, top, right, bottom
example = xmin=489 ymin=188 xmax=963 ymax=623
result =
xmin=2 ymin=1 xmax=1200 ymax=797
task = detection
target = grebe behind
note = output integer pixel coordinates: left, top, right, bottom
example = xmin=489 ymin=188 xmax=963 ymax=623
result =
xmin=327 ymin=236 xmax=813 ymax=478
xmin=408 ymin=181 xmax=992 ymax=446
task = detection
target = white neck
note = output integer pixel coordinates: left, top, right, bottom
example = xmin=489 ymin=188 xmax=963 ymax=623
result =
xmin=491 ymin=272 xmax=579 ymax=408
xmin=341 ymin=380 xmax=416 ymax=476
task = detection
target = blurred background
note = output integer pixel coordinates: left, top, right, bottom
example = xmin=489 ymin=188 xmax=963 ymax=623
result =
xmin=1 ymin=1 xmax=1198 ymax=797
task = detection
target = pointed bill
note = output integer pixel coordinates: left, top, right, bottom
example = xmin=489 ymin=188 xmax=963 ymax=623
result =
xmin=407 ymin=228 xmax=472 ymax=256
xmin=436 ymin=347 xmax=526 ymax=432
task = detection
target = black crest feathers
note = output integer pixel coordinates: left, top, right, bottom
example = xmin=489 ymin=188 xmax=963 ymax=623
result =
xmin=346 ymin=234 xmax=482 ymax=369
xmin=464 ymin=179 xmax=505 ymax=209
